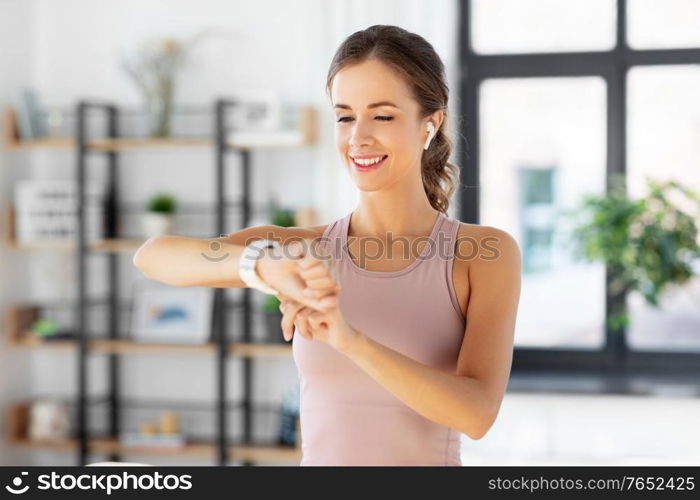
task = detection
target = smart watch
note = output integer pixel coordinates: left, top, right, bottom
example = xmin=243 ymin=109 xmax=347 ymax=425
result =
xmin=238 ymin=239 xmax=281 ymax=295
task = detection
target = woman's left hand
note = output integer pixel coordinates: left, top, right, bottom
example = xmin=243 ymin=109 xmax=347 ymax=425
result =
xmin=279 ymin=297 xmax=361 ymax=354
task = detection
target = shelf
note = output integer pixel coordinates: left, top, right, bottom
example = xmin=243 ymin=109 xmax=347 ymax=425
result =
xmin=7 ymin=404 xmax=301 ymax=462
xmin=4 ymin=137 xmax=75 ymax=150
xmin=4 ymin=137 xmax=212 ymax=151
xmin=10 ymin=336 xmax=293 ymax=358
xmin=6 ymin=303 xmax=290 ymax=358
xmin=5 ymin=136 xmax=314 ymax=151
xmin=3 ymin=101 xmax=307 ymax=466
xmin=8 ymin=437 xmax=301 ymax=462
xmin=3 ymin=107 xmax=317 ymax=151
xmin=7 ymin=238 xmax=145 ymax=253
xmin=4 ymin=201 xmax=146 ymax=252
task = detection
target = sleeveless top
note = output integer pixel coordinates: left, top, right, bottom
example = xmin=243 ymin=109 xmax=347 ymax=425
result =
xmin=292 ymin=210 xmax=467 ymax=466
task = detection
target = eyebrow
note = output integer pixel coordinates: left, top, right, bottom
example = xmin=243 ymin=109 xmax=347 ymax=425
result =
xmin=333 ymin=101 xmax=400 ymax=110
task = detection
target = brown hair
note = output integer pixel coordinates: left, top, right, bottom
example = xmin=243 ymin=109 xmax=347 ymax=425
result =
xmin=326 ymin=24 xmax=459 ymax=214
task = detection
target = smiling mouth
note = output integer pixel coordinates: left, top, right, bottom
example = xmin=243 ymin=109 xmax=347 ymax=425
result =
xmin=351 ymin=155 xmax=388 ymax=171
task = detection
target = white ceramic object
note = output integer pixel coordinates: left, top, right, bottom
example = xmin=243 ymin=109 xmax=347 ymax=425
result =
xmin=142 ymin=212 xmax=173 ymax=237
xmin=28 ymin=400 xmax=70 ymax=441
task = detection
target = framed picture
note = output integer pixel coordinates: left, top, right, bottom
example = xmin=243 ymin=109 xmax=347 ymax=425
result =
xmin=130 ymin=279 xmax=213 ymax=344
xmin=227 ymin=89 xmax=281 ymax=132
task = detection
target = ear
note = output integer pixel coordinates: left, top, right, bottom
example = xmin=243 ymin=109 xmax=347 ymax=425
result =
xmin=431 ymin=109 xmax=445 ymax=132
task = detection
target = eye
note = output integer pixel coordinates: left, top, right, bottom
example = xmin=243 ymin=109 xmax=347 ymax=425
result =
xmin=336 ymin=116 xmax=394 ymax=123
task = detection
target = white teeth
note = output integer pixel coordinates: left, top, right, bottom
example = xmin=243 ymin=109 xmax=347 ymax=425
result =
xmin=353 ymin=156 xmax=385 ymax=166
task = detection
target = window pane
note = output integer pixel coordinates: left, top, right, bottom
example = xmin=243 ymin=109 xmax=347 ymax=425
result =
xmin=480 ymin=77 xmax=607 ymax=348
xmin=627 ymin=0 xmax=700 ymax=49
xmin=471 ymin=0 xmax=616 ymax=54
xmin=626 ymin=65 xmax=700 ymax=352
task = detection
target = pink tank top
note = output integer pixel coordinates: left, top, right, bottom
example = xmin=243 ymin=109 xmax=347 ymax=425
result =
xmin=292 ymin=210 xmax=467 ymax=466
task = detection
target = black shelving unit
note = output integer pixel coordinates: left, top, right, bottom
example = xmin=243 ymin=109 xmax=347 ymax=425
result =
xmin=73 ymin=99 xmax=273 ymax=466
xmin=75 ymin=101 xmax=118 ymax=465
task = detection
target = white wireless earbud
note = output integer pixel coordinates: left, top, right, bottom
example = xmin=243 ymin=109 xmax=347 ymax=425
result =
xmin=423 ymin=122 xmax=435 ymax=150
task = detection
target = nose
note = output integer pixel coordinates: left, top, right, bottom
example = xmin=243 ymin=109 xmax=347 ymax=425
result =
xmin=348 ymin=118 xmax=374 ymax=147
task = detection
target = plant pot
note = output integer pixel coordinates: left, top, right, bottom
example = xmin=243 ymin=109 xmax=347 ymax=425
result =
xmin=263 ymin=311 xmax=287 ymax=344
xmin=142 ymin=212 xmax=174 ymax=237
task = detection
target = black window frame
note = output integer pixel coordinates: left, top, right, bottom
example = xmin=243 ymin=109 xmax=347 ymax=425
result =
xmin=457 ymin=0 xmax=700 ymax=376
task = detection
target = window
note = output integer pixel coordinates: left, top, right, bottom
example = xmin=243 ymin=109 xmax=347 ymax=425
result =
xmin=627 ymin=0 xmax=700 ymax=49
xmin=480 ymin=77 xmax=606 ymax=349
xmin=626 ymin=65 xmax=700 ymax=352
xmin=459 ymin=0 xmax=700 ymax=372
xmin=470 ymin=0 xmax=616 ymax=54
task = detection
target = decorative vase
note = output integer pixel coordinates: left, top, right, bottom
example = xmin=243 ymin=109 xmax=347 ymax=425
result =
xmin=144 ymin=78 xmax=174 ymax=138
xmin=142 ymin=212 xmax=173 ymax=237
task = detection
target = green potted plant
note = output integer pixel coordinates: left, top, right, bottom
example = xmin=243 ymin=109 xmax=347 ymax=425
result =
xmin=261 ymin=204 xmax=296 ymax=343
xmin=143 ymin=192 xmax=177 ymax=237
xmin=270 ymin=206 xmax=296 ymax=228
xmin=565 ymin=175 xmax=700 ymax=331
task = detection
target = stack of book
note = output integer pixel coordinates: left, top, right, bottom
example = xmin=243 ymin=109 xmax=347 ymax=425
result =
xmin=14 ymin=179 xmax=106 ymax=244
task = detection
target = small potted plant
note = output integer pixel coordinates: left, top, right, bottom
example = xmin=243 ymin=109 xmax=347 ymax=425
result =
xmin=270 ymin=206 xmax=295 ymax=228
xmin=143 ymin=192 xmax=177 ymax=237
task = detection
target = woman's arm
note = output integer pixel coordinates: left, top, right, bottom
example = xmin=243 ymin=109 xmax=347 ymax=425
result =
xmin=132 ymin=225 xmax=323 ymax=288
xmin=132 ymin=233 xmax=252 ymax=288
xmin=342 ymin=228 xmax=521 ymax=440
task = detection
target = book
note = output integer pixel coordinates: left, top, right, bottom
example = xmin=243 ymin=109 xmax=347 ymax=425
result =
xmin=15 ymin=88 xmax=46 ymax=140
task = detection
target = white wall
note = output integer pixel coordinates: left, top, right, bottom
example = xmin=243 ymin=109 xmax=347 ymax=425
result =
xmin=1 ymin=0 xmax=460 ymax=465
xmin=28 ymin=0 xmax=460 ymax=223
xmin=0 ymin=0 xmax=36 ymax=466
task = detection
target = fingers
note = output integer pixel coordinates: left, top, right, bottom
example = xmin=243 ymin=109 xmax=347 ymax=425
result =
xmin=297 ymin=257 xmax=341 ymax=301
xmin=307 ymin=292 xmax=337 ymax=312
xmin=307 ymin=310 xmax=328 ymax=330
xmin=300 ymin=260 xmax=338 ymax=286
xmin=279 ymin=297 xmax=332 ymax=342
xmin=294 ymin=307 xmax=314 ymax=341
xmin=280 ymin=300 xmax=305 ymax=341
xmin=302 ymin=287 xmax=338 ymax=301
xmin=297 ymin=289 xmax=337 ymax=312
xmin=280 ymin=273 xmax=332 ymax=312
xmin=297 ymin=261 xmax=332 ymax=280
xmin=304 ymin=277 xmax=341 ymax=295
xmin=297 ymin=250 xmax=333 ymax=272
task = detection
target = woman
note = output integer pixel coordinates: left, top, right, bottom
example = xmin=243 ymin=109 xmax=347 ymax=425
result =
xmin=134 ymin=25 xmax=521 ymax=467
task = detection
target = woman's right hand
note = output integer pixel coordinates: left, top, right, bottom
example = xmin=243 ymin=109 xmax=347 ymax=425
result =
xmin=256 ymin=239 xmax=340 ymax=312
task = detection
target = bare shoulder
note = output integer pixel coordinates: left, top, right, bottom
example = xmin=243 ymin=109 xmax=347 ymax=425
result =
xmin=456 ymin=222 xmax=521 ymax=274
xmin=450 ymin=222 xmax=521 ymax=317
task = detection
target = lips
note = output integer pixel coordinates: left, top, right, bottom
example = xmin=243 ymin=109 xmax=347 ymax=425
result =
xmin=351 ymin=155 xmax=388 ymax=171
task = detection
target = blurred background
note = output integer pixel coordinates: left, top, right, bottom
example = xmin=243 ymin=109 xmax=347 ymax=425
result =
xmin=1 ymin=0 xmax=699 ymax=466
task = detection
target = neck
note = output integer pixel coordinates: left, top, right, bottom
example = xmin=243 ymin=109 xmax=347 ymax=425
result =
xmin=352 ymin=176 xmax=440 ymax=238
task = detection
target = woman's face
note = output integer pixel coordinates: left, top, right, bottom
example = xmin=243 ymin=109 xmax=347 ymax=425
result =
xmin=331 ymin=58 xmax=431 ymax=191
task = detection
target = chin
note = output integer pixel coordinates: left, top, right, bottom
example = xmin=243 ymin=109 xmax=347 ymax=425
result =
xmin=352 ymin=177 xmax=389 ymax=193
